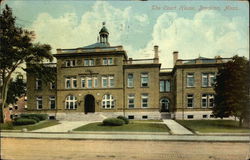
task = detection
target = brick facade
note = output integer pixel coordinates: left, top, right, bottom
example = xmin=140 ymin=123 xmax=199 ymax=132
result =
xmin=26 ymin=25 xmax=231 ymax=120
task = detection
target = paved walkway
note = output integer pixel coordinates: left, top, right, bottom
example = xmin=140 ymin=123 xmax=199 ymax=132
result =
xmin=32 ymin=121 xmax=96 ymax=133
xmin=163 ymin=119 xmax=193 ymax=135
xmin=1 ymin=132 xmax=249 ymax=142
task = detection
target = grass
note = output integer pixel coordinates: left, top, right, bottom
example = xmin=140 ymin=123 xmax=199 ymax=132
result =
xmin=176 ymin=120 xmax=250 ymax=133
xmin=74 ymin=121 xmax=169 ymax=132
xmin=0 ymin=120 xmax=60 ymax=131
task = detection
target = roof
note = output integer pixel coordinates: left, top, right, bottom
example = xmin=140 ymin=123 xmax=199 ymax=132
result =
xmin=82 ymin=42 xmax=110 ymax=48
xmin=99 ymin=26 xmax=108 ymax=33
xmin=184 ymin=56 xmax=216 ymax=64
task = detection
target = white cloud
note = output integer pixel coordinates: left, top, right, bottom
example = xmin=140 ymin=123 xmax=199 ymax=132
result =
xmin=30 ymin=1 xmax=148 ymax=56
xmin=138 ymin=10 xmax=249 ymax=67
xmin=30 ymin=2 xmax=249 ymax=68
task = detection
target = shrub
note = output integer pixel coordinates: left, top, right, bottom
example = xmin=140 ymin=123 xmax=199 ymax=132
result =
xmin=103 ymin=118 xmax=125 ymax=126
xmin=13 ymin=118 xmax=37 ymax=126
xmin=20 ymin=114 xmax=48 ymax=121
xmin=29 ymin=116 xmax=40 ymax=123
xmin=117 ymin=116 xmax=129 ymax=124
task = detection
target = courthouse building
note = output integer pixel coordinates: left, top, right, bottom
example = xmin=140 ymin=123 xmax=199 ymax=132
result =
xmin=26 ymin=24 xmax=231 ymax=120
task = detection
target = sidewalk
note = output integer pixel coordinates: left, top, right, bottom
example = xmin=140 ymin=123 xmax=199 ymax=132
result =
xmin=1 ymin=132 xmax=250 ymax=142
xmin=32 ymin=121 xmax=95 ymax=132
xmin=163 ymin=119 xmax=193 ymax=135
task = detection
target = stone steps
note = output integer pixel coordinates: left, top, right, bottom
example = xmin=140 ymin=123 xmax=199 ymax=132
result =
xmin=161 ymin=113 xmax=172 ymax=119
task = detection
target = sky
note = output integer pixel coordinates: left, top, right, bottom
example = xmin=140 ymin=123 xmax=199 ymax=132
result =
xmin=2 ymin=0 xmax=249 ymax=68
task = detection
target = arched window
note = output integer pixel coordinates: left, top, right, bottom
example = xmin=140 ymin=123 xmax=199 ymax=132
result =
xmin=160 ymin=98 xmax=170 ymax=112
xmin=102 ymin=94 xmax=115 ymax=109
xmin=65 ymin=95 xmax=77 ymax=109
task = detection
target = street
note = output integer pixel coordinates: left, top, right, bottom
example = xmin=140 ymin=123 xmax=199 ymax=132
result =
xmin=1 ymin=138 xmax=249 ymax=160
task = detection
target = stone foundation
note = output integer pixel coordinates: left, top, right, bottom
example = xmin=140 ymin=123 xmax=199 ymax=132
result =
xmin=174 ymin=111 xmax=235 ymax=120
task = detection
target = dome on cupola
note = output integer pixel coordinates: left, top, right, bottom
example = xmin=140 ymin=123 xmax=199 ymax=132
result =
xmin=99 ymin=22 xmax=109 ymax=45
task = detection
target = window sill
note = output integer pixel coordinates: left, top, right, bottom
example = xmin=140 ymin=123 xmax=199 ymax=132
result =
xmin=186 ymin=86 xmax=195 ymax=88
xmin=141 ymin=86 xmax=149 ymax=88
xmin=127 ymin=87 xmax=134 ymax=89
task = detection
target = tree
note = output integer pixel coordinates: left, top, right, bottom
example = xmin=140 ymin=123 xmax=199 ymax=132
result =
xmin=0 ymin=5 xmax=53 ymax=123
xmin=213 ymin=55 xmax=250 ymax=127
xmin=6 ymin=76 xmax=26 ymax=105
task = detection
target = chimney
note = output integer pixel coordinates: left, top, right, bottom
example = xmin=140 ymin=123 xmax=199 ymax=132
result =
xmin=173 ymin=51 xmax=178 ymax=65
xmin=154 ymin=45 xmax=159 ymax=63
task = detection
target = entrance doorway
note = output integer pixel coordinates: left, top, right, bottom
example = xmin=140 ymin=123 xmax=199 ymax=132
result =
xmin=160 ymin=98 xmax=170 ymax=112
xmin=84 ymin=94 xmax=95 ymax=114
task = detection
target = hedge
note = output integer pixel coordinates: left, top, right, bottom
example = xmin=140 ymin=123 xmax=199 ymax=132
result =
xmin=117 ymin=116 xmax=129 ymax=124
xmin=29 ymin=116 xmax=40 ymax=123
xmin=103 ymin=118 xmax=125 ymax=126
xmin=20 ymin=114 xmax=48 ymax=121
xmin=13 ymin=118 xmax=37 ymax=125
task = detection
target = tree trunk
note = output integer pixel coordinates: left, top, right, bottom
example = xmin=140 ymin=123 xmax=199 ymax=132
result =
xmin=239 ymin=117 xmax=243 ymax=127
xmin=0 ymin=76 xmax=11 ymax=123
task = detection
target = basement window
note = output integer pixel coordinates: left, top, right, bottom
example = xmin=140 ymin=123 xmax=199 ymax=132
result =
xmin=128 ymin=115 xmax=134 ymax=119
xmin=142 ymin=115 xmax=148 ymax=119
xmin=187 ymin=115 xmax=194 ymax=119
xmin=203 ymin=115 xmax=207 ymax=118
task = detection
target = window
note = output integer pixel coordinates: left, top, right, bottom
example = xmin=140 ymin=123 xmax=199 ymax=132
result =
xmin=94 ymin=77 xmax=98 ymax=88
xmin=102 ymin=94 xmax=115 ymax=109
xmin=49 ymin=96 xmax=56 ymax=109
xmin=36 ymin=79 xmax=42 ymax=90
xmin=65 ymin=60 xmax=76 ymax=67
xmin=108 ymin=58 xmax=113 ymax=65
xmin=36 ymin=96 xmax=42 ymax=109
xmin=65 ymin=77 xmax=77 ymax=89
xmin=87 ymin=77 xmax=92 ymax=88
xmin=160 ymin=98 xmax=170 ymax=112
xmin=128 ymin=115 xmax=134 ymax=119
xmin=201 ymin=94 xmax=214 ymax=108
xmin=127 ymin=73 xmax=134 ymax=87
xmin=103 ymin=58 xmax=108 ymax=65
xmin=160 ymin=80 xmax=171 ymax=92
xmin=203 ymin=115 xmax=207 ymax=118
xmin=65 ymin=77 xmax=71 ymax=89
xmin=187 ymin=94 xmax=194 ymax=108
xmin=84 ymin=59 xmax=89 ymax=66
xmin=141 ymin=94 xmax=148 ymax=108
xmin=103 ymin=58 xmax=113 ymax=65
xmin=81 ymin=77 xmax=85 ymax=88
xmin=141 ymin=73 xmax=149 ymax=87
xmin=72 ymin=77 xmax=77 ymax=88
xmin=142 ymin=115 xmax=148 ymax=119
xmin=187 ymin=73 xmax=194 ymax=87
xmin=202 ymin=73 xmax=215 ymax=87
xmin=50 ymin=82 xmax=56 ymax=90
xmin=65 ymin=95 xmax=77 ymax=109
xmin=128 ymin=94 xmax=135 ymax=108
xmin=109 ymin=76 xmax=114 ymax=87
xmin=102 ymin=76 xmax=108 ymax=88
xmin=187 ymin=115 xmax=194 ymax=119
xmin=84 ymin=59 xmax=94 ymax=66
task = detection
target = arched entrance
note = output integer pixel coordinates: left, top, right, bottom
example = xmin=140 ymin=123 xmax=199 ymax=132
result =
xmin=160 ymin=98 xmax=170 ymax=112
xmin=84 ymin=94 xmax=95 ymax=114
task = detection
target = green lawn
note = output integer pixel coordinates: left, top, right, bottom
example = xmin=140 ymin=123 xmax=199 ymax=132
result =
xmin=176 ymin=120 xmax=250 ymax=133
xmin=74 ymin=122 xmax=169 ymax=132
xmin=0 ymin=120 xmax=60 ymax=131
